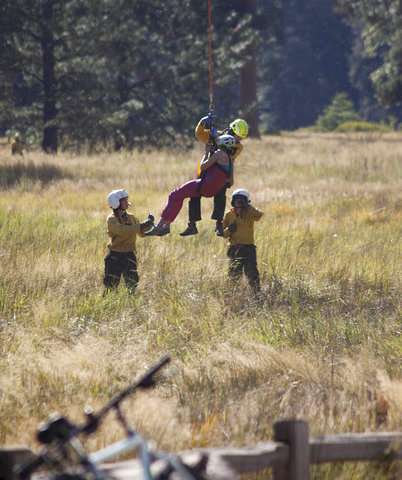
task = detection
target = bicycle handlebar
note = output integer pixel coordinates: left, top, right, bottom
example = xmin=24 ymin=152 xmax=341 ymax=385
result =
xmin=81 ymin=354 xmax=171 ymax=435
xmin=17 ymin=355 xmax=171 ymax=479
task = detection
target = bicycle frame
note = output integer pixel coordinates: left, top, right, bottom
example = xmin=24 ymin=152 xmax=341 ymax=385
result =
xmin=89 ymin=430 xmax=195 ymax=480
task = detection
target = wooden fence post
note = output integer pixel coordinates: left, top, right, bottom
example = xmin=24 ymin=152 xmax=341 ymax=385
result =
xmin=0 ymin=448 xmax=34 ymax=480
xmin=272 ymin=420 xmax=310 ymax=480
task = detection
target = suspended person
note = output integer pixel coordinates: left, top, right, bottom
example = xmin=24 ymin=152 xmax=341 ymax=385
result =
xmin=180 ymin=117 xmax=249 ymax=237
xmin=104 ymin=189 xmax=154 ymax=293
xmin=222 ymin=189 xmax=263 ymax=294
xmin=146 ymin=134 xmax=237 ymax=236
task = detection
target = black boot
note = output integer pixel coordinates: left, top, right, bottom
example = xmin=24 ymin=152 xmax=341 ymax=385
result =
xmin=215 ymin=221 xmax=224 ymax=237
xmin=180 ymin=222 xmax=198 ymax=236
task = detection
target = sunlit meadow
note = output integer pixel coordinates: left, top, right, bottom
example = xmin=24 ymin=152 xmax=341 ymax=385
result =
xmin=0 ymin=132 xmax=401 ymax=478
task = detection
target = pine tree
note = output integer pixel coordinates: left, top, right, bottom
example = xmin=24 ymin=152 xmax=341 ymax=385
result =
xmin=336 ymin=0 xmax=402 ymax=106
xmin=263 ymin=0 xmax=354 ymax=130
xmin=0 ymin=0 xmax=255 ymax=151
xmin=315 ymin=92 xmax=359 ymax=131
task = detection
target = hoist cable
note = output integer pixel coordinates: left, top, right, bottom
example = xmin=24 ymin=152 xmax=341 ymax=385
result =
xmin=207 ymin=0 xmax=214 ymax=113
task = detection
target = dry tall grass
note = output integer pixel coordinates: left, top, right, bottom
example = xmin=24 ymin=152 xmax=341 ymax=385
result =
xmin=0 ymin=133 xmax=401 ymax=478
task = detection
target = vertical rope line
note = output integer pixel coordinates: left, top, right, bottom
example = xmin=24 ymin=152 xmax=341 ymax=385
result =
xmin=207 ymin=0 xmax=214 ymax=112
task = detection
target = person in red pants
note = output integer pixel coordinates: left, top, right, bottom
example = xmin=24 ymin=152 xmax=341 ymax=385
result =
xmin=180 ymin=117 xmax=248 ymax=237
xmin=146 ymin=134 xmax=237 ymax=236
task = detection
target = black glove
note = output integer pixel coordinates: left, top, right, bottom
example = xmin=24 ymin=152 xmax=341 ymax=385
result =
xmin=227 ymin=223 xmax=237 ymax=234
xmin=141 ymin=217 xmax=154 ymax=232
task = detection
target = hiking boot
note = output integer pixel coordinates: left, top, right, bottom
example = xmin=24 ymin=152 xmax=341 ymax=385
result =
xmin=180 ymin=223 xmax=198 ymax=237
xmin=145 ymin=223 xmax=170 ymax=236
xmin=215 ymin=221 xmax=224 ymax=237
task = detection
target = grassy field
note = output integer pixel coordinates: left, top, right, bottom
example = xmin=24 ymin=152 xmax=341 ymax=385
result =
xmin=0 ymin=133 xmax=401 ymax=478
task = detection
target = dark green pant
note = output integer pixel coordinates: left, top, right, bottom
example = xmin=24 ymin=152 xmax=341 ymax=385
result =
xmin=227 ymin=244 xmax=260 ymax=293
xmin=188 ymin=185 xmax=227 ymax=222
xmin=104 ymin=251 xmax=139 ymax=293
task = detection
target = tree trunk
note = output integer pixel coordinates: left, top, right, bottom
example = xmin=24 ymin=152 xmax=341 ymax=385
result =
xmin=41 ymin=0 xmax=58 ymax=153
xmin=240 ymin=0 xmax=260 ymax=138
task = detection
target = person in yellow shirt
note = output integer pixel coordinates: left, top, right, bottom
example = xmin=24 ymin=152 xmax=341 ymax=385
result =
xmin=104 ymin=189 xmax=154 ymax=293
xmin=223 ymin=189 xmax=263 ymax=294
xmin=10 ymin=133 xmax=24 ymax=156
xmin=180 ymin=116 xmax=248 ymax=237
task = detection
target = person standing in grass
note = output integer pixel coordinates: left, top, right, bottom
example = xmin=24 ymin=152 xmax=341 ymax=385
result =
xmin=180 ymin=117 xmax=249 ymax=237
xmin=10 ymin=132 xmax=24 ymax=156
xmin=104 ymin=189 xmax=154 ymax=293
xmin=223 ymin=189 xmax=263 ymax=294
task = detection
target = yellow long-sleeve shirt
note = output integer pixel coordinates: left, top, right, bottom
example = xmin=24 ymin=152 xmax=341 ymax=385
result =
xmin=107 ymin=212 xmax=143 ymax=252
xmin=223 ymin=205 xmax=264 ymax=246
xmin=11 ymin=138 xmax=24 ymax=156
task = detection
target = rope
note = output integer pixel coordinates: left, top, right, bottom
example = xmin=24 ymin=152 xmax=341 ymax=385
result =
xmin=207 ymin=0 xmax=214 ymax=112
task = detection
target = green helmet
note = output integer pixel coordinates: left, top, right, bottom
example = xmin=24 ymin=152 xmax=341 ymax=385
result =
xmin=230 ymin=118 xmax=249 ymax=139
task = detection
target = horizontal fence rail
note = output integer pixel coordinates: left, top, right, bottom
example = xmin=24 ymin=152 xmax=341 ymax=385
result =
xmin=2 ymin=420 xmax=402 ymax=480
xmin=310 ymin=432 xmax=402 ymax=464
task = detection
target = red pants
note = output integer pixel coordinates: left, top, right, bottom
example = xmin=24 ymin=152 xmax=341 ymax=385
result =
xmin=161 ymin=165 xmax=228 ymax=223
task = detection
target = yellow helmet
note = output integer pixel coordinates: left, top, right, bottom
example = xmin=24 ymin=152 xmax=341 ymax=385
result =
xmin=229 ymin=118 xmax=249 ymax=139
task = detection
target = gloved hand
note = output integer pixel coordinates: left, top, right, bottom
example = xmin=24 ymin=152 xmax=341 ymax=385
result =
xmin=141 ymin=214 xmax=155 ymax=232
xmin=227 ymin=223 xmax=237 ymax=234
xmin=201 ymin=114 xmax=214 ymax=129
xmin=209 ymin=126 xmax=218 ymax=139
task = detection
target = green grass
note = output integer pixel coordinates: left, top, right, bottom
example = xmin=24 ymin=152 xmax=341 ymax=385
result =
xmin=0 ymin=133 xmax=401 ymax=478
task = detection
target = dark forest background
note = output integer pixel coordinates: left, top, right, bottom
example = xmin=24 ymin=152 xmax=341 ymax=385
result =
xmin=1 ymin=0 xmax=402 ymax=152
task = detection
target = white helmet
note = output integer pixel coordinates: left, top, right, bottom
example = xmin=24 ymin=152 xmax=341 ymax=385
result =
xmin=231 ymin=188 xmax=250 ymax=205
xmin=107 ymin=189 xmax=128 ymax=209
xmin=216 ymin=134 xmax=236 ymax=150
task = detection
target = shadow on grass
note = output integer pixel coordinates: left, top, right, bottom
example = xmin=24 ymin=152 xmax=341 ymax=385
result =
xmin=0 ymin=161 xmax=71 ymax=188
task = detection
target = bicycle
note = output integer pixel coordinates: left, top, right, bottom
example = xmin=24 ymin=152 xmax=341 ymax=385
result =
xmin=16 ymin=355 xmax=201 ymax=480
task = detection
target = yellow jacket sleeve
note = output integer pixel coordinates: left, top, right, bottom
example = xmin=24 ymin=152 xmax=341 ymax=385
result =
xmin=107 ymin=217 xmax=141 ymax=236
xmin=195 ymin=117 xmax=211 ymax=144
xmin=249 ymin=205 xmax=264 ymax=221
xmin=195 ymin=118 xmax=211 ymax=176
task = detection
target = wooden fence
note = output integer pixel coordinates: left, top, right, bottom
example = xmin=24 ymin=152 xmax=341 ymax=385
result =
xmin=2 ymin=420 xmax=402 ymax=480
